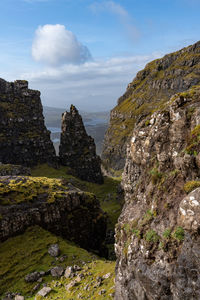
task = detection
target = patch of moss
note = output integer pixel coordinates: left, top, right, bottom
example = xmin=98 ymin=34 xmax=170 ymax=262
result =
xmin=149 ymin=168 xmax=162 ymax=185
xmin=184 ymin=180 xmax=200 ymax=193
xmin=0 ymin=176 xmax=70 ymax=205
xmin=185 ymin=124 xmax=200 ymax=154
xmin=163 ymin=228 xmax=171 ymax=239
xmin=145 ymin=230 xmax=160 ymax=243
xmin=173 ymin=227 xmax=185 ymax=241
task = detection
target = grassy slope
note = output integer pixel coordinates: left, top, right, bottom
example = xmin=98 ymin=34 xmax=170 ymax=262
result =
xmin=0 ymin=226 xmax=115 ymax=299
xmin=0 ymin=165 xmax=120 ymax=298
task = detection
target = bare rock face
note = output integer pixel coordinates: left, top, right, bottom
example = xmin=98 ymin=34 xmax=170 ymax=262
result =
xmin=59 ymin=105 xmax=103 ymax=184
xmin=0 ymin=176 xmax=107 ymax=255
xmin=0 ymin=79 xmax=56 ymax=166
xmin=102 ymin=40 xmax=200 ymax=175
xmin=115 ymin=86 xmax=200 ymax=299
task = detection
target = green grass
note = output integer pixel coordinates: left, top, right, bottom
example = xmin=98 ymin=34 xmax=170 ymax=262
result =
xmin=31 ymin=164 xmax=122 ymax=230
xmin=173 ymin=227 xmax=185 ymax=242
xmin=145 ymin=230 xmax=160 ymax=243
xmin=0 ymin=226 xmax=115 ymax=300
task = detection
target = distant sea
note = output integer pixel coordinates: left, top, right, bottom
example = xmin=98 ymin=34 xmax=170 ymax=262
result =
xmin=48 ymin=118 xmax=107 ymax=134
xmin=48 ymin=118 xmax=107 ymax=143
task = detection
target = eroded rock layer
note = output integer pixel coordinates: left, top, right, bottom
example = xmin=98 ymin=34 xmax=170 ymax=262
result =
xmin=0 ymin=79 xmax=56 ymax=166
xmin=102 ymin=40 xmax=200 ymax=175
xmin=0 ymin=176 xmax=107 ymax=255
xmin=115 ymin=86 xmax=200 ymax=299
xmin=59 ymin=105 xmax=103 ymax=184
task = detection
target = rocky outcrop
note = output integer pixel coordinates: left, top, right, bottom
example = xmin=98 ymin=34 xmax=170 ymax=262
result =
xmin=0 ymin=176 xmax=107 ymax=255
xmin=115 ymin=86 xmax=200 ymax=299
xmin=0 ymin=79 xmax=56 ymax=166
xmin=59 ymin=105 xmax=103 ymax=184
xmin=102 ymin=40 xmax=200 ymax=175
xmin=0 ymin=164 xmax=30 ymax=176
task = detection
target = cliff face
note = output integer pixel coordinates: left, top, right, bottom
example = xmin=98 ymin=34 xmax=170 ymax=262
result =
xmin=0 ymin=176 xmax=107 ymax=255
xmin=59 ymin=105 xmax=103 ymax=184
xmin=0 ymin=79 xmax=56 ymax=166
xmin=115 ymin=86 xmax=200 ymax=299
xmin=102 ymin=41 xmax=200 ymax=175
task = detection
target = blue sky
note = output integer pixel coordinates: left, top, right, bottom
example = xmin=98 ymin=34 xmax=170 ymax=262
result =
xmin=0 ymin=0 xmax=200 ymax=111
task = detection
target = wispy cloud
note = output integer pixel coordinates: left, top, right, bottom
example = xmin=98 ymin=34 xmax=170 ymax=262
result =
xmin=90 ymin=1 xmax=140 ymax=41
xmin=21 ymin=52 xmax=162 ymax=111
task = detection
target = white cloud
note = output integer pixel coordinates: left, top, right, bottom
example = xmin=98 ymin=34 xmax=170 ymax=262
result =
xmin=90 ymin=1 xmax=140 ymax=41
xmin=32 ymin=24 xmax=92 ymax=66
xmin=22 ymin=52 xmax=162 ymax=111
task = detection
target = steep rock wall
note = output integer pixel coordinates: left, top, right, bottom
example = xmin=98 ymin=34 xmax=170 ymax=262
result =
xmin=102 ymin=41 xmax=200 ymax=175
xmin=115 ymin=86 xmax=200 ymax=299
xmin=0 ymin=79 xmax=56 ymax=166
xmin=0 ymin=176 xmax=107 ymax=255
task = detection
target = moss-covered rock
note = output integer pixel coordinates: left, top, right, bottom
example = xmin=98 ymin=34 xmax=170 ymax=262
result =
xmin=0 ymin=176 xmax=107 ymax=255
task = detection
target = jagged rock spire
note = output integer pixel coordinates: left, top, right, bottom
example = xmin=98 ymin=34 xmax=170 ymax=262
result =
xmin=59 ymin=105 xmax=103 ymax=184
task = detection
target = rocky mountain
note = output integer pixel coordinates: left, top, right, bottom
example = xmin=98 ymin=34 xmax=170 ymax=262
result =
xmin=102 ymin=41 xmax=200 ymax=175
xmin=59 ymin=105 xmax=103 ymax=184
xmin=114 ymin=66 xmax=200 ymax=297
xmin=0 ymin=79 xmax=56 ymax=166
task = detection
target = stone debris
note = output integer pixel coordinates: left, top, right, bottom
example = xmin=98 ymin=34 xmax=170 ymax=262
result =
xmin=65 ymin=281 xmax=77 ymax=291
xmin=64 ymin=266 xmax=74 ymax=278
xmin=37 ymin=287 xmax=52 ymax=297
xmin=103 ymin=273 xmax=111 ymax=279
xmin=48 ymin=244 xmax=60 ymax=257
xmin=98 ymin=289 xmax=106 ymax=295
xmin=50 ymin=266 xmax=64 ymax=277
xmin=25 ymin=271 xmax=41 ymax=283
xmin=14 ymin=296 xmax=24 ymax=300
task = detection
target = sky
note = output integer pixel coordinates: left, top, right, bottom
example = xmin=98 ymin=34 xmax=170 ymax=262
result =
xmin=0 ymin=0 xmax=200 ymax=111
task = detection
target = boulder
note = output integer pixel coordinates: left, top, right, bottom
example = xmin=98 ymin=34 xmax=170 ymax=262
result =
xmin=50 ymin=266 xmax=64 ymax=277
xmin=48 ymin=244 xmax=60 ymax=257
xmin=37 ymin=287 xmax=52 ymax=297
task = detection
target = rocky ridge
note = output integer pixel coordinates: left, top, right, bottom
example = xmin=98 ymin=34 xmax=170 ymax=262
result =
xmin=115 ymin=86 xmax=200 ymax=299
xmin=0 ymin=79 xmax=56 ymax=166
xmin=59 ymin=105 xmax=103 ymax=184
xmin=0 ymin=176 xmax=107 ymax=255
xmin=102 ymin=41 xmax=200 ymax=175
